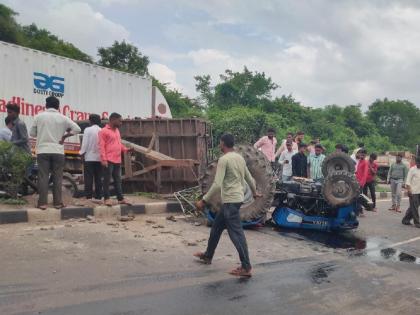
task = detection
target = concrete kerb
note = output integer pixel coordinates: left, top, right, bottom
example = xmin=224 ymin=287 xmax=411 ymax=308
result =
xmin=0 ymin=193 xmax=407 ymax=225
xmin=0 ymin=201 xmax=182 ymax=225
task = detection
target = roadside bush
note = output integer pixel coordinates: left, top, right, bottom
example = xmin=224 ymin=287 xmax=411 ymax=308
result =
xmin=0 ymin=142 xmax=32 ymax=198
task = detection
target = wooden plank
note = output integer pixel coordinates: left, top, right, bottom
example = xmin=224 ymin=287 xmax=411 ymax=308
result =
xmin=123 ymin=152 xmax=133 ymax=178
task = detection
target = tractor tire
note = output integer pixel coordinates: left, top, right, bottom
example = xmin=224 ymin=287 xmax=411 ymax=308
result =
xmin=322 ymin=152 xmax=355 ymax=178
xmin=199 ymin=145 xmax=275 ymax=221
xmin=322 ymin=170 xmax=360 ymax=207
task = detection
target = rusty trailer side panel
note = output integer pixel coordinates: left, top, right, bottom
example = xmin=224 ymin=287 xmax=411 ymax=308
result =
xmin=119 ymin=119 xmax=212 ymax=193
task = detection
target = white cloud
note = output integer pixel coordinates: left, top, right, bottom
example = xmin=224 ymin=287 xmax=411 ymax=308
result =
xmin=4 ymin=0 xmax=130 ymax=57
xmin=187 ymin=49 xmax=231 ymax=66
xmin=5 ymin=0 xmax=420 ymax=107
xmin=149 ymin=62 xmax=184 ymax=91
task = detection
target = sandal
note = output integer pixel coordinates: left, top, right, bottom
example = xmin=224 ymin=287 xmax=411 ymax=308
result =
xmin=37 ymin=205 xmax=48 ymax=210
xmin=54 ymin=204 xmax=66 ymax=209
xmin=104 ymin=199 xmax=113 ymax=207
xmin=193 ymin=252 xmax=212 ymax=264
xmin=229 ymin=267 xmax=252 ymax=277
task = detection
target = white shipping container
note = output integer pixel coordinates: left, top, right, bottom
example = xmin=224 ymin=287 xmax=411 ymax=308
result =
xmin=0 ymin=41 xmax=171 ymax=151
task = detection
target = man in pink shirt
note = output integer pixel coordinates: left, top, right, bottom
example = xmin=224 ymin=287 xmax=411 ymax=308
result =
xmin=99 ymin=112 xmax=131 ymax=206
xmin=254 ymin=128 xmax=277 ymax=163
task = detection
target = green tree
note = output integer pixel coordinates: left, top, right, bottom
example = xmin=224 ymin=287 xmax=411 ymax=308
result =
xmin=97 ymin=41 xmax=149 ymax=76
xmin=195 ymin=67 xmax=278 ymax=109
xmin=367 ymin=98 xmax=420 ymax=149
xmin=0 ymin=4 xmax=23 ymax=43
xmin=194 ymin=74 xmax=213 ymax=106
xmin=341 ymin=105 xmax=376 ymax=138
xmin=22 ymin=24 xmax=92 ymax=63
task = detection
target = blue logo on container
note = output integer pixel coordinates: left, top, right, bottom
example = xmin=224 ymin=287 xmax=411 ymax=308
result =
xmin=33 ymin=72 xmax=65 ymax=97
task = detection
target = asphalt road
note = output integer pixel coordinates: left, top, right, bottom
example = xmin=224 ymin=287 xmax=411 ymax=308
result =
xmin=0 ymin=198 xmax=419 ymax=315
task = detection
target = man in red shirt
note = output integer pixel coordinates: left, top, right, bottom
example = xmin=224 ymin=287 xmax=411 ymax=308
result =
xmin=99 ymin=112 xmax=131 ymax=206
xmin=363 ymin=153 xmax=378 ymax=211
xmin=356 ymin=149 xmax=369 ymax=216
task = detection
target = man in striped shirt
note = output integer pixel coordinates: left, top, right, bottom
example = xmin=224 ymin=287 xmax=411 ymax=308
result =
xmin=308 ymin=144 xmax=325 ymax=182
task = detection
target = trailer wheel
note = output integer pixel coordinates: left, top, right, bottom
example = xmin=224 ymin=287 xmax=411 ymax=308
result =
xmin=322 ymin=170 xmax=360 ymax=207
xmin=322 ymin=152 xmax=355 ymax=177
xmin=199 ymin=145 xmax=275 ymax=221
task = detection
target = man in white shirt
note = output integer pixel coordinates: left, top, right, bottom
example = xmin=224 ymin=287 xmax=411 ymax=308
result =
xmin=275 ymin=132 xmax=298 ymax=157
xmin=79 ymin=114 xmax=103 ymax=202
xmin=0 ymin=117 xmax=13 ymax=142
xmin=30 ymin=96 xmax=81 ymax=210
xmin=402 ymin=157 xmax=420 ymax=228
xmin=279 ymin=140 xmax=297 ymax=181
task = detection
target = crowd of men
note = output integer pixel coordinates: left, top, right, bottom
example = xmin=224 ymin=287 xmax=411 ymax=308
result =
xmin=254 ymin=128 xmax=420 ymax=227
xmin=0 ymin=96 xmax=132 ymax=209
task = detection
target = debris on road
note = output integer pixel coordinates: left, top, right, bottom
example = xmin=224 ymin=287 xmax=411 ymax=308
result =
xmin=146 ymin=219 xmax=156 ymax=224
xmin=117 ymin=215 xmax=134 ymax=222
xmin=166 ymin=215 xmax=177 ymax=222
xmin=152 ymin=224 xmax=165 ymax=229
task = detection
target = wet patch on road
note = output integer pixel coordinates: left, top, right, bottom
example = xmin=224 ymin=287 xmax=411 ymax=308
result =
xmin=265 ymin=227 xmax=420 ymax=265
xmin=309 ymin=262 xmax=338 ymax=284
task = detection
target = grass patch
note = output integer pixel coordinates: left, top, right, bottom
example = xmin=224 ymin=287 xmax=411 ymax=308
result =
xmin=376 ymin=186 xmax=391 ymax=193
xmin=0 ymin=197 xmax=28 ymax=205
xmin=132 ymin=192 xmax=161 ymax=199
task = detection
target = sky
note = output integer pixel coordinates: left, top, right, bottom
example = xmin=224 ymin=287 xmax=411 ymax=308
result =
xmin=4 ymin=0 xmax=420 ymax=108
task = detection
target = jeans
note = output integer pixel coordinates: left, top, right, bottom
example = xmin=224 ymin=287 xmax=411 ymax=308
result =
xmin=103 ymin=162 xmax=123 ymax=201
xmin=390 ymin=179 xmax=403 ymax=207
xmin=84 ymin=161 xmax=103 ymax=199
xmin=204 ymin=203 xmax=251 ymax=270
xmin=403 ymin=194 xmax=420 ymax=225
xmin=37 ymin=153 xmax=65 ymax=206
xmin=363 ymin=181 xmax=376 ymax=208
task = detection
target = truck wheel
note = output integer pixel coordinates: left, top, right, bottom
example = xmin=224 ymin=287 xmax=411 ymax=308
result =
xmin=322 ymin=170 xmax=360 ymax=207
xmin=322 ymin=152 xmax=355 ymax=177
xmin=199 ymin=145 xmax=275 ymax=221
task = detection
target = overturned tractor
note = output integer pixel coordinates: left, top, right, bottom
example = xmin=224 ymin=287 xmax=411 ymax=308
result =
xmin=200 ymin=146 xmax=365 ymax=232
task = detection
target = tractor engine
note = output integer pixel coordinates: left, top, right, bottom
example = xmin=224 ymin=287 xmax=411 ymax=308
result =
xmin=275 ymin=179 xmax=333 ymax=216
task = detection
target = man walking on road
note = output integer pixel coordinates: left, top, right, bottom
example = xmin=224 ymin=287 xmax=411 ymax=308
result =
xmin=30 ymin=96 xmax=81 ymax=210
xmin=254 ymin=128 xmax=277 ymax=163
xmin=99 ymin=112 xmax=132 ymax=206
xmin=364 ymin=153 xmax=378 ymax=211
xmin=278 ymin=140 xmax=296 ymax=182
xmin=387 ymin=153 xmax=408 ymax=213
xmin=307 ymin=144 xmax=325 ymax=182
xmin=80 ymin=114 xmax=103 ymax=202
xmin=402 ymin=157 xmax=420 ymax=228
xmin=6 ymin=103 xmax=30 ymax=153
xmin=195 ymin=133 xmax=262 ymax=277
xmin=292 ymin=143 xmax=308 ymax=178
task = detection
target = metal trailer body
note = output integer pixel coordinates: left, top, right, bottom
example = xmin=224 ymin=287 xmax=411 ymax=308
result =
xmin=0 ymin=40 xmax=172 ymax=155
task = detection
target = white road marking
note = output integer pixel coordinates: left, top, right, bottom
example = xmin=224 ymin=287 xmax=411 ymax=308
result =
xmin=376 ymin=198 xmax=409 ymax=202
xmin=388 ymin=236 xmax=420 ymax=248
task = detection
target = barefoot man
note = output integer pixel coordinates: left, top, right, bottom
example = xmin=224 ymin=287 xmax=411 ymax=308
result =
xmin=195 ymin=133 xmax=262 ymax=277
